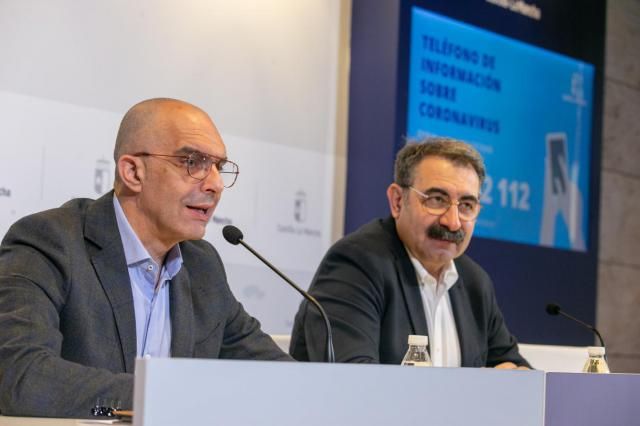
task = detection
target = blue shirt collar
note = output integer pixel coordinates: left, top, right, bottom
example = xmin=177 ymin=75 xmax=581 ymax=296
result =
xmin=113 ymin=195 xmax=183 ymax=278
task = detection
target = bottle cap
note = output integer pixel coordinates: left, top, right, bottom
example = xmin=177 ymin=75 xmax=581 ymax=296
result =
xmin=587 ymin=346 xmax=605 ymax=356
xmin=408 ymin=334 xmax=428 ymax=346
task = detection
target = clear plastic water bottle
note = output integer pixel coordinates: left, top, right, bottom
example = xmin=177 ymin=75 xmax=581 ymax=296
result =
xmin=582 ymin=346 xmax=610 ymax=373
xmin=401 ymin=334 xmax=432 ymax=367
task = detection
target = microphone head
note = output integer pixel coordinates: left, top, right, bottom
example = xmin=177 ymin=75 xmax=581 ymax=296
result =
xmin=546 ymin=303 xmax=561 ymax=316
xmin=222 ymin=225 xmax=243 ymax=245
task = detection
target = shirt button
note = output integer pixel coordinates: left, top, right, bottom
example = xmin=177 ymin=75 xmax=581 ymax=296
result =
xmin=147 ymin=265 xmax=154 ymax=271
xmin=144 ymin=354 xmax=151 ymax=359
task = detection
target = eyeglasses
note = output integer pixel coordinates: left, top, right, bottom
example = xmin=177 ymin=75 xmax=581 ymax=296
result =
xmin=407 ymin=186 xmax=481 ymax=221
xmin=133 ymin=151 xmax=239 ymax=188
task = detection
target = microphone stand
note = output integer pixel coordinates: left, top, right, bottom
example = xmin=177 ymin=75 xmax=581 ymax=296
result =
xmin=235 ymin=239 xmax=336 ymax=363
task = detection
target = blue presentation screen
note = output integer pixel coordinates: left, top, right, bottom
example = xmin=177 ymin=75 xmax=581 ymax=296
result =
xmin=407 ymin=7 xmax=595 ymax=252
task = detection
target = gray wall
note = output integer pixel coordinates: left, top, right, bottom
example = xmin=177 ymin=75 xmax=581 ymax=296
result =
xmin=0 ymin=0 xmax=348 ymax=334
xmin=597 ymin=0 xmax=640 ymax=372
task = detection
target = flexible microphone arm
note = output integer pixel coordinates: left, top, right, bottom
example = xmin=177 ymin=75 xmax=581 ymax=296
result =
xmin=223 ymin=225 xmax=335 ymax=363
xmin=546 ymin=303 xmax=606 ymax=348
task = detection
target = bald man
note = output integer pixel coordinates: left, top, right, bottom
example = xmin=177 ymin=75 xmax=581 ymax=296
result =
xmin=0 ymin=99 xmax=291 ymax=419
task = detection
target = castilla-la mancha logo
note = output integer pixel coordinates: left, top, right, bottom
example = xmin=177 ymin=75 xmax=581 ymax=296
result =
xmin=294 ymin=190 xmax=307 ymax=223
xmin=94 ymin=159 xmax=113 ymax=195
xmin=277 ymin=189 xmax=320 ymax=238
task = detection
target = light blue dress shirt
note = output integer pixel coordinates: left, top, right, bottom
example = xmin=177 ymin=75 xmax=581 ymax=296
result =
xmin=113 ymin=196 xmax=183 ymax=358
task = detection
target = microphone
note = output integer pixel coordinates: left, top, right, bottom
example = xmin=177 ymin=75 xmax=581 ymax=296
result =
xmin=222 ymin=225 xmax=336 ymax=363
xmin=545 ymin=303 xmax=606 ymax=348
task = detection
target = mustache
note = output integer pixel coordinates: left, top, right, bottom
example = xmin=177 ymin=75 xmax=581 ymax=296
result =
xmin=427 ymin=223 xmax=465 ymax=244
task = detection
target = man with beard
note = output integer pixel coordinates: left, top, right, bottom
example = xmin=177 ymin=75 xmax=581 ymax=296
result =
xmin=290 ymin=138 xmax=529 ymax=368
xmin=0 ymin=98 xmax=290 ymax=418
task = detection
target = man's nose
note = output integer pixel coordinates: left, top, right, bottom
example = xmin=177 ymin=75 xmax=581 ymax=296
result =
xmin=201 ymin=167 xmax=225 ymax=193
xmin=439 ymin=203 xmax=462 ymax=231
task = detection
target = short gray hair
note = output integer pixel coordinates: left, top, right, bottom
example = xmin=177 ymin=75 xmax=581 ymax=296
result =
xmin=394 ymin=137 xmax=486 ymax=187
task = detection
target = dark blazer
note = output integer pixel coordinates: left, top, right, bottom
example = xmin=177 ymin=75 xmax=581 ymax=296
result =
xmin=290 ymin=217 xmax=529 ymax=367
xmin=0 ymin=192 xmax=289 ymax=418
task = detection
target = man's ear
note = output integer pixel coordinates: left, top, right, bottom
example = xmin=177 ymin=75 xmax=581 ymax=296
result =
xmin=117 ymin=155 xmax=145 ymax=193
xmin=386 ymin=183 xmax=404 ymax=219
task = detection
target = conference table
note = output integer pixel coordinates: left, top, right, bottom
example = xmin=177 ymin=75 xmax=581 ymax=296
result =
xmin=0 ymin=418 xmax=83 ymax=425
xmin=1 ymin=359 xmax=638 ymax=426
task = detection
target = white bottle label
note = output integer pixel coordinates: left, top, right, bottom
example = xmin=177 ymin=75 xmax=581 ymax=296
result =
xmin=403 ymin=361 xmax=432 ymax=367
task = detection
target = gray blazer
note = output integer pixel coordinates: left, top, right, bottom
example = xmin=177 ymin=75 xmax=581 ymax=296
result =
xmin=0 ymin=192 xmax=289 ymax=418
xmin=290 ymin=217 xmax=529 ymax=368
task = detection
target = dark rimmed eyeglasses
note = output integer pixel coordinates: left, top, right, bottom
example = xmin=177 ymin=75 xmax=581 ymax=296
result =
xmin=133 ymin=151 xmax=239 ymax=188
xmin=406 ymin=186 xmax=481 ymax=221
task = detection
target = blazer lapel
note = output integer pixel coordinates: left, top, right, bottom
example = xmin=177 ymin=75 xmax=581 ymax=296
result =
xmin=448 ymin=272 xmax=477 ymax=367
xmin=84 ymin=192 xmax=137 ymax=373
xmin=383 ymin=218 xmax=429 ymax=337
xmin=169 ymin=265 xmax=195 ymax=358
xmin=396 ymin=255 xmax=429 ymax=337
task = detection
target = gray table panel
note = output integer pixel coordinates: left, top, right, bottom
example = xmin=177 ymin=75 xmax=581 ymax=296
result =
xmin=134 ymin=359 xmax=545 ymax=426
xmin=545 ymin=372 xmax=640 ymax=426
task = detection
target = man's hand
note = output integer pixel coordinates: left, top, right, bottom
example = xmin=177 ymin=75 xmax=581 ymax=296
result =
xmin=494 ymin=362 xmax=530 ymax=370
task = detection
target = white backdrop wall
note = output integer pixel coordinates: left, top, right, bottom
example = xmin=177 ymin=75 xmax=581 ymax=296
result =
xmin=0 ymin=0 xmax=350 ymax=334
